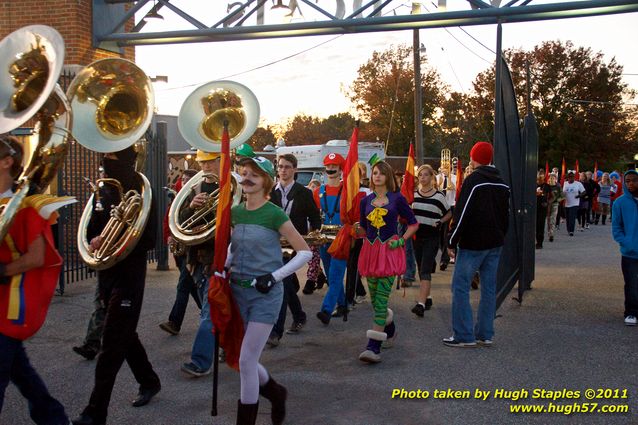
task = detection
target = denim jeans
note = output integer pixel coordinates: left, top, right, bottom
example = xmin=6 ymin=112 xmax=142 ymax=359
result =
xmin=398 ymin=223 xmax=416 ymax=281
xmin=0 ymin=334 xmax=68 ymax=424
xmin=272 ymin=255 xmax=307 ymax=338
xmin=451 ymin=247 xmax=503 ymax=342
xmin=319 ymin=244 xmax=346 ymax=313
xmin=566 ymin=206 xmax=578 ymax=234
xmin=190 ymin=264 xmax=214 ymax=370
xmin=168 ymin=255 xmax=201 ymax=329
xmin=621 ymin=256 xmax=638 ymax=317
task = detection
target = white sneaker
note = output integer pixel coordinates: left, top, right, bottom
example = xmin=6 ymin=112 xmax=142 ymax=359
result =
xmin=358 ymin=349 xmax=381 ymax=363
xmin=355 ymin=295 xmax=367 ymax=304
xmin=624 ymin=315 xmax=637 ymax=326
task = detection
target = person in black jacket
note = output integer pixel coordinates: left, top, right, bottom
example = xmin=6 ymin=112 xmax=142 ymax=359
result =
xmin=443 ymin=142 xmax=509 ymax=348
xmin=267 ymin=154 xmax=321 ymax=345
xmin=73 ymin=146 xmax=161 ymax=425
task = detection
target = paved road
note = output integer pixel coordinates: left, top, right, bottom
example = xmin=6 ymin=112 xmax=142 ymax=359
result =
xmin=3 ymin=222 xmax=637 ymax=424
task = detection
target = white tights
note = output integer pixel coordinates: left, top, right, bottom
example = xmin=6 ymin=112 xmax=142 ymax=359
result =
xmin=239 ymin=321 xmax=272 ymax=404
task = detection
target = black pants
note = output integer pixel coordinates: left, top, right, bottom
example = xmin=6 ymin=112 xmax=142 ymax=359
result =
xmin=439 ymin=206 xmax=454 ymax=264
xmin=83 ymin=257 xmax=160 ymax=422
xmin=536 ymin=206 xmax=547 ymax=246
xmin=272 ymin=254 xmax=306 ymax=338
xmin=345 ymin=239 xmax=367 ymax=304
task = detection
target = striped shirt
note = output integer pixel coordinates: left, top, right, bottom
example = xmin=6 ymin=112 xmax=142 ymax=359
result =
xmin=412 ymin=190 xmax=449 ymax=238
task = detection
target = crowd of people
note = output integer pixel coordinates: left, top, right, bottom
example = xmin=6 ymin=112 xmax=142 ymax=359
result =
xmin=2 ymin=131 xmax=637 ymax=425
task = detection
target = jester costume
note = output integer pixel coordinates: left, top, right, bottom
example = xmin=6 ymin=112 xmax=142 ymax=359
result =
xmin=358 ymin=191 xmax=417 ymax=362
xmin=0 ymin=195 xmax=75 ymax=423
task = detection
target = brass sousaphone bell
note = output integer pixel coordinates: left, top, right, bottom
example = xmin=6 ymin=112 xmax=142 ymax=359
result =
xmin=0 ymin=25 xmax=75 ymax=242
xmin=168 ymin=81 xmax=258 ymax=246
xmin=69 ymin=58 xmax=155 ymax=270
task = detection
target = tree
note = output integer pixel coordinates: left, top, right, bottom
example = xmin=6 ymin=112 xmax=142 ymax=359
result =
xmin=346 ymin=44 xmax=446 ymax=156
xmin=462 ymin=40 xmax=637 ymax=170
xmin=282 ymin=112 xmax=357 ymax=145
xmin=247 ymin=126 xmax=276 ymax=151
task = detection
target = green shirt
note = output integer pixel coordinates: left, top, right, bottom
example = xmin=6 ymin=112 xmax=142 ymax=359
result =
xmin=231 ymin=201 xmax=289 ymax=231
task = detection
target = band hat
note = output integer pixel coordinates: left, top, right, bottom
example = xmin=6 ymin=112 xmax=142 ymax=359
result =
xmin=235 ymin=143 xmax=255 ymax=158
xmin=323 ymin=152 xmax=345 ymax=169
xmin=196 ymin=150 xmax=221 ymax=162
xmin=240 ymin=156 xmax=275 ymax=178
xmin=470 ymin=141 xmax=493 ymax=166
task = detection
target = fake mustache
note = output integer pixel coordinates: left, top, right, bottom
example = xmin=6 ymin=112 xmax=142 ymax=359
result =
xmin=239 ymin=180 xmax=256 ymax=187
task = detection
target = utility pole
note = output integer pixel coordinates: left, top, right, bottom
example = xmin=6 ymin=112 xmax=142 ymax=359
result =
xmin=413 ymin=29 xmax=424 ymax=165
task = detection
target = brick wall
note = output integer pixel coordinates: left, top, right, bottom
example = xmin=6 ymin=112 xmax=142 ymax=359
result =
xmin=0 ymin=0 xmax=135 ymax=66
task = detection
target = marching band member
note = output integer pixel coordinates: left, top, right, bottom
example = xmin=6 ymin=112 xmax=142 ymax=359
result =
xmin=229 ymin=156 xmax=311 ymax=425
xmin=357 ymin=161 xmax=417 ymax=363
xmin=0 ymin=136 xmax=69 ymax=424
xmin=314 ymin=153 xmax=349 ymax=324
xmin=74 ymin=146 xmax=160 ymax=425
xmin=437 ymin=164 xmax=456 ymax=270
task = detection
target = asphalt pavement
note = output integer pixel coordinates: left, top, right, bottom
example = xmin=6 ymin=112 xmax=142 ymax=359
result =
xmin=2 ymin=221 xmax=637 ymax=425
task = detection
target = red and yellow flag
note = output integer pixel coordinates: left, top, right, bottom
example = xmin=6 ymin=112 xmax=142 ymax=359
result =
xmin=593 ymin=161 xmax=599 ymax=182
xmin=208 ymin=124 xmax=244 ymax=371
xmin=329 ymin=124 xmax=359 ymax=260
xmin=575 ymin=160 xmax=580 ymax=177
xmin=545 ymin=161 xmax=549 ymax=183
xmin=560 ymin=157 xmax=566 ymax=186
xmin=455 ymin=158 xmax=463 ymax=203
xmin=400 ymin=144 xmax=415 ymax=204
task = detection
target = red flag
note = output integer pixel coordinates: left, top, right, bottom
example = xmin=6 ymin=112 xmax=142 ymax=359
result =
xmin=329 ymin=124 xmax=359 ymax=260
xmin=208 ymin=125 xmax=244 ymax=371
xmin=560 ymin=158 xmax=566 ymax=187
xmin=455 ymin=158 xmax=463 ymax=203
xmin=400 ymin=144 xmax=415 ymax=204
xmin=575 ymin=160 xmax=580 ymax=177
xmin=593 ymin=161 xmax=599 ymax=182
xmin=545 ymin=161 xmax=549 ymax=183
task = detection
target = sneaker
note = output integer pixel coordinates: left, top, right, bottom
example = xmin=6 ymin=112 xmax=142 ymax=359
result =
xmin=358 ymin=349 xmax=381 ymax=363
xmin=579 ymin=228 xmax=584 ymax=232
xmin=624 ymin=315 xmax=637 ymax=326
xmin=569 ymin=232 xmax=574 ymax=236
xmin=424 ymin=298 xmax=433 ymax=310
xmin=549 ymin=236 xmax=554 ymax=242
xmin=266 ymin=335 xmax=281 ymax=347
xmin=331 ymin=305 xmax=349 ymax=317
xmin=354 ymin=295 xmax=367 ymax=304
xmin=585 ymin=224 xmax=590 ymax=229
xmin=477 ymin=339 xmax=493 ymax=347
xmin=411 ymin=303 xmax=425 ymax=317
xmin=181 ymin=362 xmax=211 ymax=377
xmin=442 ymin=336 xmax=476 ymax=348
xmin=316 ymin=310 xmax=331 ymax=325
xmin=72 ymin=345 xmax=99 ymax=361
xmin=316 ymin=273 xmax=327 ymax=289
xmin=159 ymin=321 xmax=180 ymax=336
xmin=439 ymin=263 xmax=448 ymax=271
xmin=286 ymin=320 xmax=306 ymax=334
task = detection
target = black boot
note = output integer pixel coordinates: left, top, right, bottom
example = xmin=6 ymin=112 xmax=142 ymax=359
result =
xmin=302 ymin=280 xmax=316 ymax=295
xmin=602 ymin=215 xmax=607 ymax=225
xmin=316 ymin=272 xmax=327 ymax=289
xmin=236 ymin=400 xmax=258 ymax=425
xmin=260 ymin=376 xmax=287 ymax=425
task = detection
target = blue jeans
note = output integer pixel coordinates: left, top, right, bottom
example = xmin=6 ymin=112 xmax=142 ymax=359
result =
xmin=190 ymin=264 xmax=214 ymax=370
xmin=621 ymin=256 xmax=638 ymax=317
xmin=566 ymin=206 xmax=578 ymax=234
xmin=398 ymin=223 xmax=416 ymax=281
xmin=272 ymin=255 xmax=307 ymax=338
xmin=319 ymin=245 xmax=347 ymax=313
xmin=451 ymin=247 xmax=503 ymax=342
xmin=168 ymin=256 xmax=201 ymax=329
xmin=0 ymin=334 xmax=68 ymax=424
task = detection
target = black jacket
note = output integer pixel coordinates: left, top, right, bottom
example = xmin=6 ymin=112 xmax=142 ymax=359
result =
xmin=448 ymin=165 xmax=510 ymax=251
xmin=270 ymin=182 xmax=321 ymax=235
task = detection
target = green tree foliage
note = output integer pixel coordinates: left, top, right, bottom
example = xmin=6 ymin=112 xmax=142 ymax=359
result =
xmin=458 ymin=40 xmax=637 ymax=170
xmin=247 ymin=126 xmax=277 ymax=151
xmin=346 ymin=44 xmax=446 ymax=156
xmin=283 ymin=112 xmax=357 ymax=145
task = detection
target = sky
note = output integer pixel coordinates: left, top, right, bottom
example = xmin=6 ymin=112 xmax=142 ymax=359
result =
xmin=133 ymin=1 xmax=638 ymax=128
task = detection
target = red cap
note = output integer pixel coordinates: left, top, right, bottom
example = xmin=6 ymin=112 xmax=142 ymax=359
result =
xmin=470 ymin=142 xmax=493 ymax=166
xmin=323 ymin=152 xmax=345 ymax=169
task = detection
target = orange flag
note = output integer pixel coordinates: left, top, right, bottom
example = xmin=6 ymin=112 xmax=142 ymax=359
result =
xmin=328 ymin=123 xmax=359 ymax=260
xmin=455 ymin=158 xmax=463 ymax=203
xmin=400 ymin=144 xmax=415 ymax=204
xmin=208 ymin=124 xmax=244 ymax=371
xmin=575 ymin=160 xmax=580 ymax=177
xmin=560 ymin=158 xmax=566 ymax=187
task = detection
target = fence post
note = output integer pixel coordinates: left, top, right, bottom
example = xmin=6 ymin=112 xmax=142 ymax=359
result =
xmin=155 ymin=120 xmax=170 ymax=271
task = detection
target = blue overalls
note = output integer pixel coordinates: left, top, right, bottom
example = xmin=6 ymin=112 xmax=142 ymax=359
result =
xmin=319 ymin=184 xmax=347 ymax=315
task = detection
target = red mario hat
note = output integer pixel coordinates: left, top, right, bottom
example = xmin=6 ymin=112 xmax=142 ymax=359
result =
xmin=323 ymin=152 xmax=345 ymax=169
xmin=470 ymin=141 xmax=493 ymax=166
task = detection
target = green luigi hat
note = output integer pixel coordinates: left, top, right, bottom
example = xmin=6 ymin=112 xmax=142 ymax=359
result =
xmin=235 ymin=143 xmax=255 ymax=158
xmin=240 ymin=156 xmax=275 ymax=178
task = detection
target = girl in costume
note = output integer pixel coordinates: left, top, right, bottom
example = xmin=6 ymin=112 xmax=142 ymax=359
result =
xmin=229 ymin=157 xmax=311 ymax=425
xmin=356 ymin=161 xmax=417 ymax=363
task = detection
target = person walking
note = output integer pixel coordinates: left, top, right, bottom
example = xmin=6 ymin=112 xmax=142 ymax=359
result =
xmin=612 ymin=170 xmax=638 ymax=327
xmin=595 ymin=172 xmax=613 ymax=225
xmin=546 ymin=173 xmax=563 ymax=242
xmin=562 ymin=171 xmax=586 ymax=237
xmin=536 ymin=171 xmax=550 ymax=249
xmin=444 ymin=142 xmax=509 ymax=348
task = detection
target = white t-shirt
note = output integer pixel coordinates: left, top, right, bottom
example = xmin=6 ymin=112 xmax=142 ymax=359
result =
xmin=436 ymin=173 xmax=457 ymax=207
xmin=562 ymin=181 xmax=585 ymax=208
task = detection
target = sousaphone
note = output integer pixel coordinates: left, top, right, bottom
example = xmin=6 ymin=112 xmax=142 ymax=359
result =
xmin=0 ymin=25 xmax=73 ymax=242
xmin=169 ymin=81 xmax=258 ymax=246
xmin=69 ymin=58 xmax=155 ymax=270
